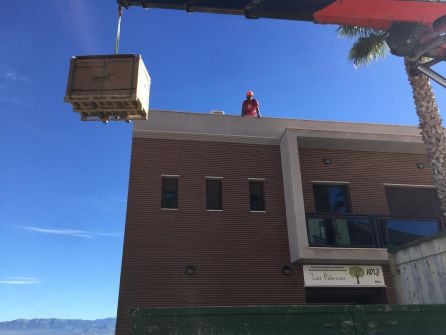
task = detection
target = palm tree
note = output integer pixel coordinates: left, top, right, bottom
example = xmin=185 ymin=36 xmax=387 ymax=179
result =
xmin=338 ymin=25 xmax=446 ymax=229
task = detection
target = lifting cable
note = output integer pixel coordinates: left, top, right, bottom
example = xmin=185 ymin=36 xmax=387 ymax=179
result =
xmin=115 ymin=5 xmax=123 ymax=54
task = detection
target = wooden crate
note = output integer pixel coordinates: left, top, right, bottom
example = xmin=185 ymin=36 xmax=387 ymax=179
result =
xmin=64 ymin=54 xmax=150 ymax=122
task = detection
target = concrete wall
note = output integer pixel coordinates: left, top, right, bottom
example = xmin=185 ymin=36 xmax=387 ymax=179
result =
xmin=390 ymin=233 xmax=446 ymax=304
xmin=136 ymin=111 xmax=426 ymax=154
xmin=283 ymin=144 xmax=434 ymax=264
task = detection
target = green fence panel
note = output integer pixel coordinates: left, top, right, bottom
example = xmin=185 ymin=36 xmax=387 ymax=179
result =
xmin=130 ymin=305 xmax=446 ymax=335
xmin=359 ymin=305 xmax=446 ymax=335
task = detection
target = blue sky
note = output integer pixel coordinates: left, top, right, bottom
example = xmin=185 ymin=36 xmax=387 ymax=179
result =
xmin=1 ymin=0 xmax=446 ymax=322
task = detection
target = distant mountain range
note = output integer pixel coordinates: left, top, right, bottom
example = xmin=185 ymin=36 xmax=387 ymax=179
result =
xmin=0 ymin=318 xmax=115 ymax=335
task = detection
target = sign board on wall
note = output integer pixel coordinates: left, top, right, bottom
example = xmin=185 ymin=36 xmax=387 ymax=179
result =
xmin=303 ymin=265 xmax=385 ymax=287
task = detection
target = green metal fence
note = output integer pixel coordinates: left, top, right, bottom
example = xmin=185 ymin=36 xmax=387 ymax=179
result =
xmin=130 ymin=305 xmax=446 ymax=335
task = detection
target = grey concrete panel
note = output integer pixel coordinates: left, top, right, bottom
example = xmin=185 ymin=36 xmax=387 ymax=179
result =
xmin=280 ymin=130 xmax=307 ymax=262
xmin=391 ymin=235 xmax=446 ymax=304
xmin=135 ymin=110 xmax=426 ymax=153
xmin=281 ymin=129 xmax=389 ymax=264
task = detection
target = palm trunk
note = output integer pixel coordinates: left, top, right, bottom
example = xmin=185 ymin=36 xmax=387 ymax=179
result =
xmin=405 ymin=58 xmax=446 ymax=229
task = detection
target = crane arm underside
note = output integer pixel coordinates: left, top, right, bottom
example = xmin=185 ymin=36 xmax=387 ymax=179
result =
xmin=117 ymin=0 xmax=446 ymax=29
xmin=116 ymin=0 xmax=337 ymax=22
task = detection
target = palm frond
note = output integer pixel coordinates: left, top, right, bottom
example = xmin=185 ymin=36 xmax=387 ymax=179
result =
xmin=337 ymin=25 xmax=383 ymax=39
xmin=337 ymin=25 xmax=389 ymax=66
xmin=347 ymin=33 xmax=389 ymax=66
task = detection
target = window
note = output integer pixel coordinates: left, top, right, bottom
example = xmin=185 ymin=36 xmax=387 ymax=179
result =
xmin=249 ymin=180 xmax=265 ymax=211
xmin=384 ymin=186 xmax=440 ymax=217
xmin=206 ymin=178 xmax=222 ymax=210
xmin=161 ymin=176 xmax=178 ymax=209
xmin=383 ymin=186 xmax=441 ymax=246
xmin=313 ymin=184 xmax=351 ymax=213
xmin=380 ymin=218 xmax=440 ymax=247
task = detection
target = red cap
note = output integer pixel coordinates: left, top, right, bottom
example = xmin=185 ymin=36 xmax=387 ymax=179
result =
xmin=246 ymin=90 xmax=254 ymax=96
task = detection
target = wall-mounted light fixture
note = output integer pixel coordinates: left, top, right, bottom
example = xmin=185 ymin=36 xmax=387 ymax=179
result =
xmin=416 ymin=162 xmax=425 ymax=169
xmin=416 ymin=161 xmax=434 ymax=169
xmin=185 ymin=265 xmax=195 ymax=276
xmin=281 ymin=266 xmax=292 ymax=276
xmin=323 ymin=158 xmax=332 ymax=165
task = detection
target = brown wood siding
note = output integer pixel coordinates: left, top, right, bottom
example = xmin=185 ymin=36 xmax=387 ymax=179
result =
xmin=299 ymin=148 xmax=435 ymax=215
xmin=116 ymin=140 xmax=407 ymax=335
xmin=116 ymin=138 xmax=303 ymax=335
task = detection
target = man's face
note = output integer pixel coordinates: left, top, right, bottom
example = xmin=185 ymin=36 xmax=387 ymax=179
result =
xmin=247 ymin=95 xmax=252 ymax=100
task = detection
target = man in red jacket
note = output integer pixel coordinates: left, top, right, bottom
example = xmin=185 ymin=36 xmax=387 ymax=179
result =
xmin=241 ymin=90 xmax=261 ymax=118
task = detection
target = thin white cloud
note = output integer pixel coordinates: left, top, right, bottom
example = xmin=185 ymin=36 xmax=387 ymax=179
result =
xmin=4 ymin=72 xmax=31 ymax=83
xmin=17 ymin=226 xmax=93 ymax=238
xmin=0 ymin=95 xmax=20 ymax=104
xmin=0 ymin=94 xmax=32 ymax=109
xmin=0 ymin=277 xmax=40 ymax=285
xmin=15 ymin=225 xmax=121 ymax=239
xmin=94 ymin=231 xmax=123 ymax=237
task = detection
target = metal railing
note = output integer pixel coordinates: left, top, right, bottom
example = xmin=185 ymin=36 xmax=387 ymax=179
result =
xmin=306 ymin=214 xmax=441 ymax=248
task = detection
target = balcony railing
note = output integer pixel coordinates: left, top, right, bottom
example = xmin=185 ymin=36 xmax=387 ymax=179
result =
xmin=306 ymin=214 xmax=441 ymax=248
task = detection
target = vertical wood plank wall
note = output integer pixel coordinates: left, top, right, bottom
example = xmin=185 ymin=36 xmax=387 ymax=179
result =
xmin=116 ymin=138 xmax=432 ymax=334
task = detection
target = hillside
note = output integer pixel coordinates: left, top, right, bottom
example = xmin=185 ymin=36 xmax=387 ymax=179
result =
xmin=0 ymin=318 xmax=115 ymax=335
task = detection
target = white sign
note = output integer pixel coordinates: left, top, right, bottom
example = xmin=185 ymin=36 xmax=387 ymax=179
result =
xmin=303 ymin=265 xmax=385 ymax=287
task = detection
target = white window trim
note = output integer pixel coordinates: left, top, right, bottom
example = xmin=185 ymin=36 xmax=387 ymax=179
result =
xmin=205 ymin=176 xmax=223 ymax=180
xmin=161 ymin=208 xmax=178 ymax=211
xmin=206 ymin=209 xmax=223 ymax=212
xmin=248 ymin=178 xmax=266 ymax=181
xmin=250 ymin=210 xmax=267 ymax=213
xmin=383 ymin=183 xmax=435 ymax=188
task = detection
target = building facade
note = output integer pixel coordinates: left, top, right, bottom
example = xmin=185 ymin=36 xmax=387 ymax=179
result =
xmin=116 ymin=110 xmax=442 ymax=335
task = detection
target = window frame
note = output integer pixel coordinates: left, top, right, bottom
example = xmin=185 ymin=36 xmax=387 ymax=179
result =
xmin=161 ymin=175 xmax=179 ymax=210
xmin=205 ymin=176 xmax=223 ymax=211
xmin=248 ymin=178 xmax=266 ymax=212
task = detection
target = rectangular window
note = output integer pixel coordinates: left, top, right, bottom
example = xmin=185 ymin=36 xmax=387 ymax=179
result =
xmin=249 ymin=180 xmax=265 ymax=211
xmin=313 ymin=183 xmax=351 ymax=213
xmin=380 ymin=218 xmax=440 ymax=247
xmin=206 ymin=178 xmax=222 ymax=210
xmin=385 ymin=186 xmax=440 ymax=217
xmin=383 ymin=185 xmax=441 ymax=246
xmin=161 ymin=176 xmax=178 ymax=209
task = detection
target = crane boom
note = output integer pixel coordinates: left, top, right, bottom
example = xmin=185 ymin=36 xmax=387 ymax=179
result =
xmin=117 ymin=0 xmax=336 ymax=22
xmin=117 ymin=0 xmax=446 ymax=30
